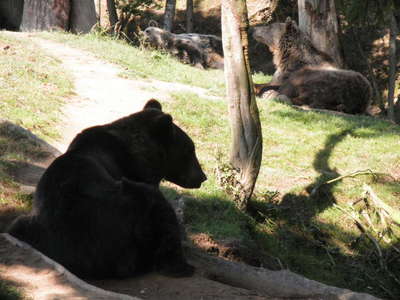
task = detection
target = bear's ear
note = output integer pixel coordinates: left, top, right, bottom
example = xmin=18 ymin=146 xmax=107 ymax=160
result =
xmin=151 ymin=113 xmax=174 ymax=140
xmin=143 ymin=99 xmax=162 ymax=111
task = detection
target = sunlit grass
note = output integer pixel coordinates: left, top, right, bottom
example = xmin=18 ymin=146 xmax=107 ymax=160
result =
xmin=0 ymin=34 xmax=72 ymax=139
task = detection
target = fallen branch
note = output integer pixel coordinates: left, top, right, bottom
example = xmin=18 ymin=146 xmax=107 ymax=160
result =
xmin=187 ymin=247 xmax=380 ymax=299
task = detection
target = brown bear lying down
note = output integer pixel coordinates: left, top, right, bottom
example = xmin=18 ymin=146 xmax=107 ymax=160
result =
xmin=143 ymin=26 xmax=224 ymax=69
xmin=252 ymin=18 xmax=371 ymax=114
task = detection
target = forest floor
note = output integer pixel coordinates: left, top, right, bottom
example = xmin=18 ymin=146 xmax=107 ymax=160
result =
xmin=0 ymin=32 xmax=286 ymax=300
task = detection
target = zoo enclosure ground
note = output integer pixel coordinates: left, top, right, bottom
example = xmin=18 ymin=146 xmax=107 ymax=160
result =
xmin=0 ymin=30 xmax=399 ymax=299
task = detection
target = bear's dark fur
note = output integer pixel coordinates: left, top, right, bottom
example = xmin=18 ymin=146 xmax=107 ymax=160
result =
xmin=143 ymin=27 xmax=224 ymax=69
xmin=8 ymin=99 xmax=207 ymax=279
xmin=252 ymin=18 xmax=371 ymax=114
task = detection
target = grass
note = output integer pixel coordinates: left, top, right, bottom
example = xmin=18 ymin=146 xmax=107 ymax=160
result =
xmin=161 ymin=94 xmax=400 ymax=298
xmin=0 ymin=34 xmax=72 ymax=139
xmin=0 ymin=32 xmax=72 ymax=205
xmin=3 ymin=30 xmax=399 ymax=299
xmin=0 ymin=32 xmax=73 ymax=299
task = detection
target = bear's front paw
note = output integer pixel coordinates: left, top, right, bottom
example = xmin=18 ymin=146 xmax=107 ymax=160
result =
xmin=158 ymin=261 xmax=195 ymax=278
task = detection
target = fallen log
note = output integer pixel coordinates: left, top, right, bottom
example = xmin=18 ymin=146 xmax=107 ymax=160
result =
xmin=187 ymin=247 xmax=381 ymax=300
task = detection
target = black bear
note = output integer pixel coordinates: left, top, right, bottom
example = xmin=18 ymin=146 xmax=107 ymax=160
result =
xmin=252 ymin=18 xmax=371 ymax=114
xmin=8 ymin=99 xmax=207 ymax=279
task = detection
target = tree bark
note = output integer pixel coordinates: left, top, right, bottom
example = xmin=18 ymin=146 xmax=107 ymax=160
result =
xmin=70 ymin=0 xmax=97 ymax=33
xmin=186 ymin=0 xmax=194 ymax=33
xmin=0 ymin=0 xmax=24 ymax=30
xmin=298 ymin=0 xmax=343 ymax=67
xmin=221 ymin=0 xmax=263 ymax=210
xmin=20 ymin=0 xmax=70 ymax=31
xmin=388 ymin=13 xmax=398 ymax=122
xmin=107 ymin=0 xmax=119 ymax=29
xmin=163 ymin=0 xmax=176 ymax=31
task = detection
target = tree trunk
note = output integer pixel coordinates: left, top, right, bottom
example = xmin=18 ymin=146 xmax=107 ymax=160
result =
xmin=298 ymin=0 xmax=343 ymax=67
xmin=20 ymin=0 xmax=70 ymax=31
xmin=186 ymin=0 xmax=194 ymax=33
xmin=163 ymin=0 xmax=176 ymax=31
xmin=0 ymin=0 xmax=24 ymax=30
xmin=221 ymin=0 xmax=263 ymax=210
xmin=388 ymin=13 xmax=398 ymax=122
xmin=107 ymin=0 xmax=119 ymax=29
xmin=70 ymin=0 xmax=97 ymax=33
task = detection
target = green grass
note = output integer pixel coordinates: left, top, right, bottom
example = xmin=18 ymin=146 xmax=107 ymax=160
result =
xmin=0 ymin=33 xmax=73 ymax=300
xmin=0 ymin=34 xmax=72 ymax=139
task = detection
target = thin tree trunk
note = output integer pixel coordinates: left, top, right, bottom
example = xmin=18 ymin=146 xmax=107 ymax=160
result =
xmin=107 ymin=0 xmax=119 ymax=29
xmin=388 ymin=13 xmax=398 ymax=122
xmin=20 ymin=0 xmax=70 ymax=31
xmin=163 ymin=0 xmax=176 ymax=31
xmin=221 ymin=0 xmax=263 ymax=210
xmin=186 ymin=0 xmax=194 ymax=33
xmin=70 ymin=0 xmax=97 ymax=33
xmin=298 ymin=0 xmax=343 ymax=67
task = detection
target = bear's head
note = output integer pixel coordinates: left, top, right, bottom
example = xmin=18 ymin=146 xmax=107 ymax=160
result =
xmin=252 ymin=17 xmax=299 ymax=53
xmin=143 ymin=99 xmax=207 ymax=188
xmin=143 ymin=27 xmax=174 ymax=49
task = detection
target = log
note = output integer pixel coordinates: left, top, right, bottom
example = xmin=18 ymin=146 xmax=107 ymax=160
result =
xmin=188 ymin=248 xmax=381 ymax=300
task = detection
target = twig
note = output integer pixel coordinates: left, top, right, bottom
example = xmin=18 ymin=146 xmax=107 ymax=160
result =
xmin=311 ymin=169 xmax=377 ymax=195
